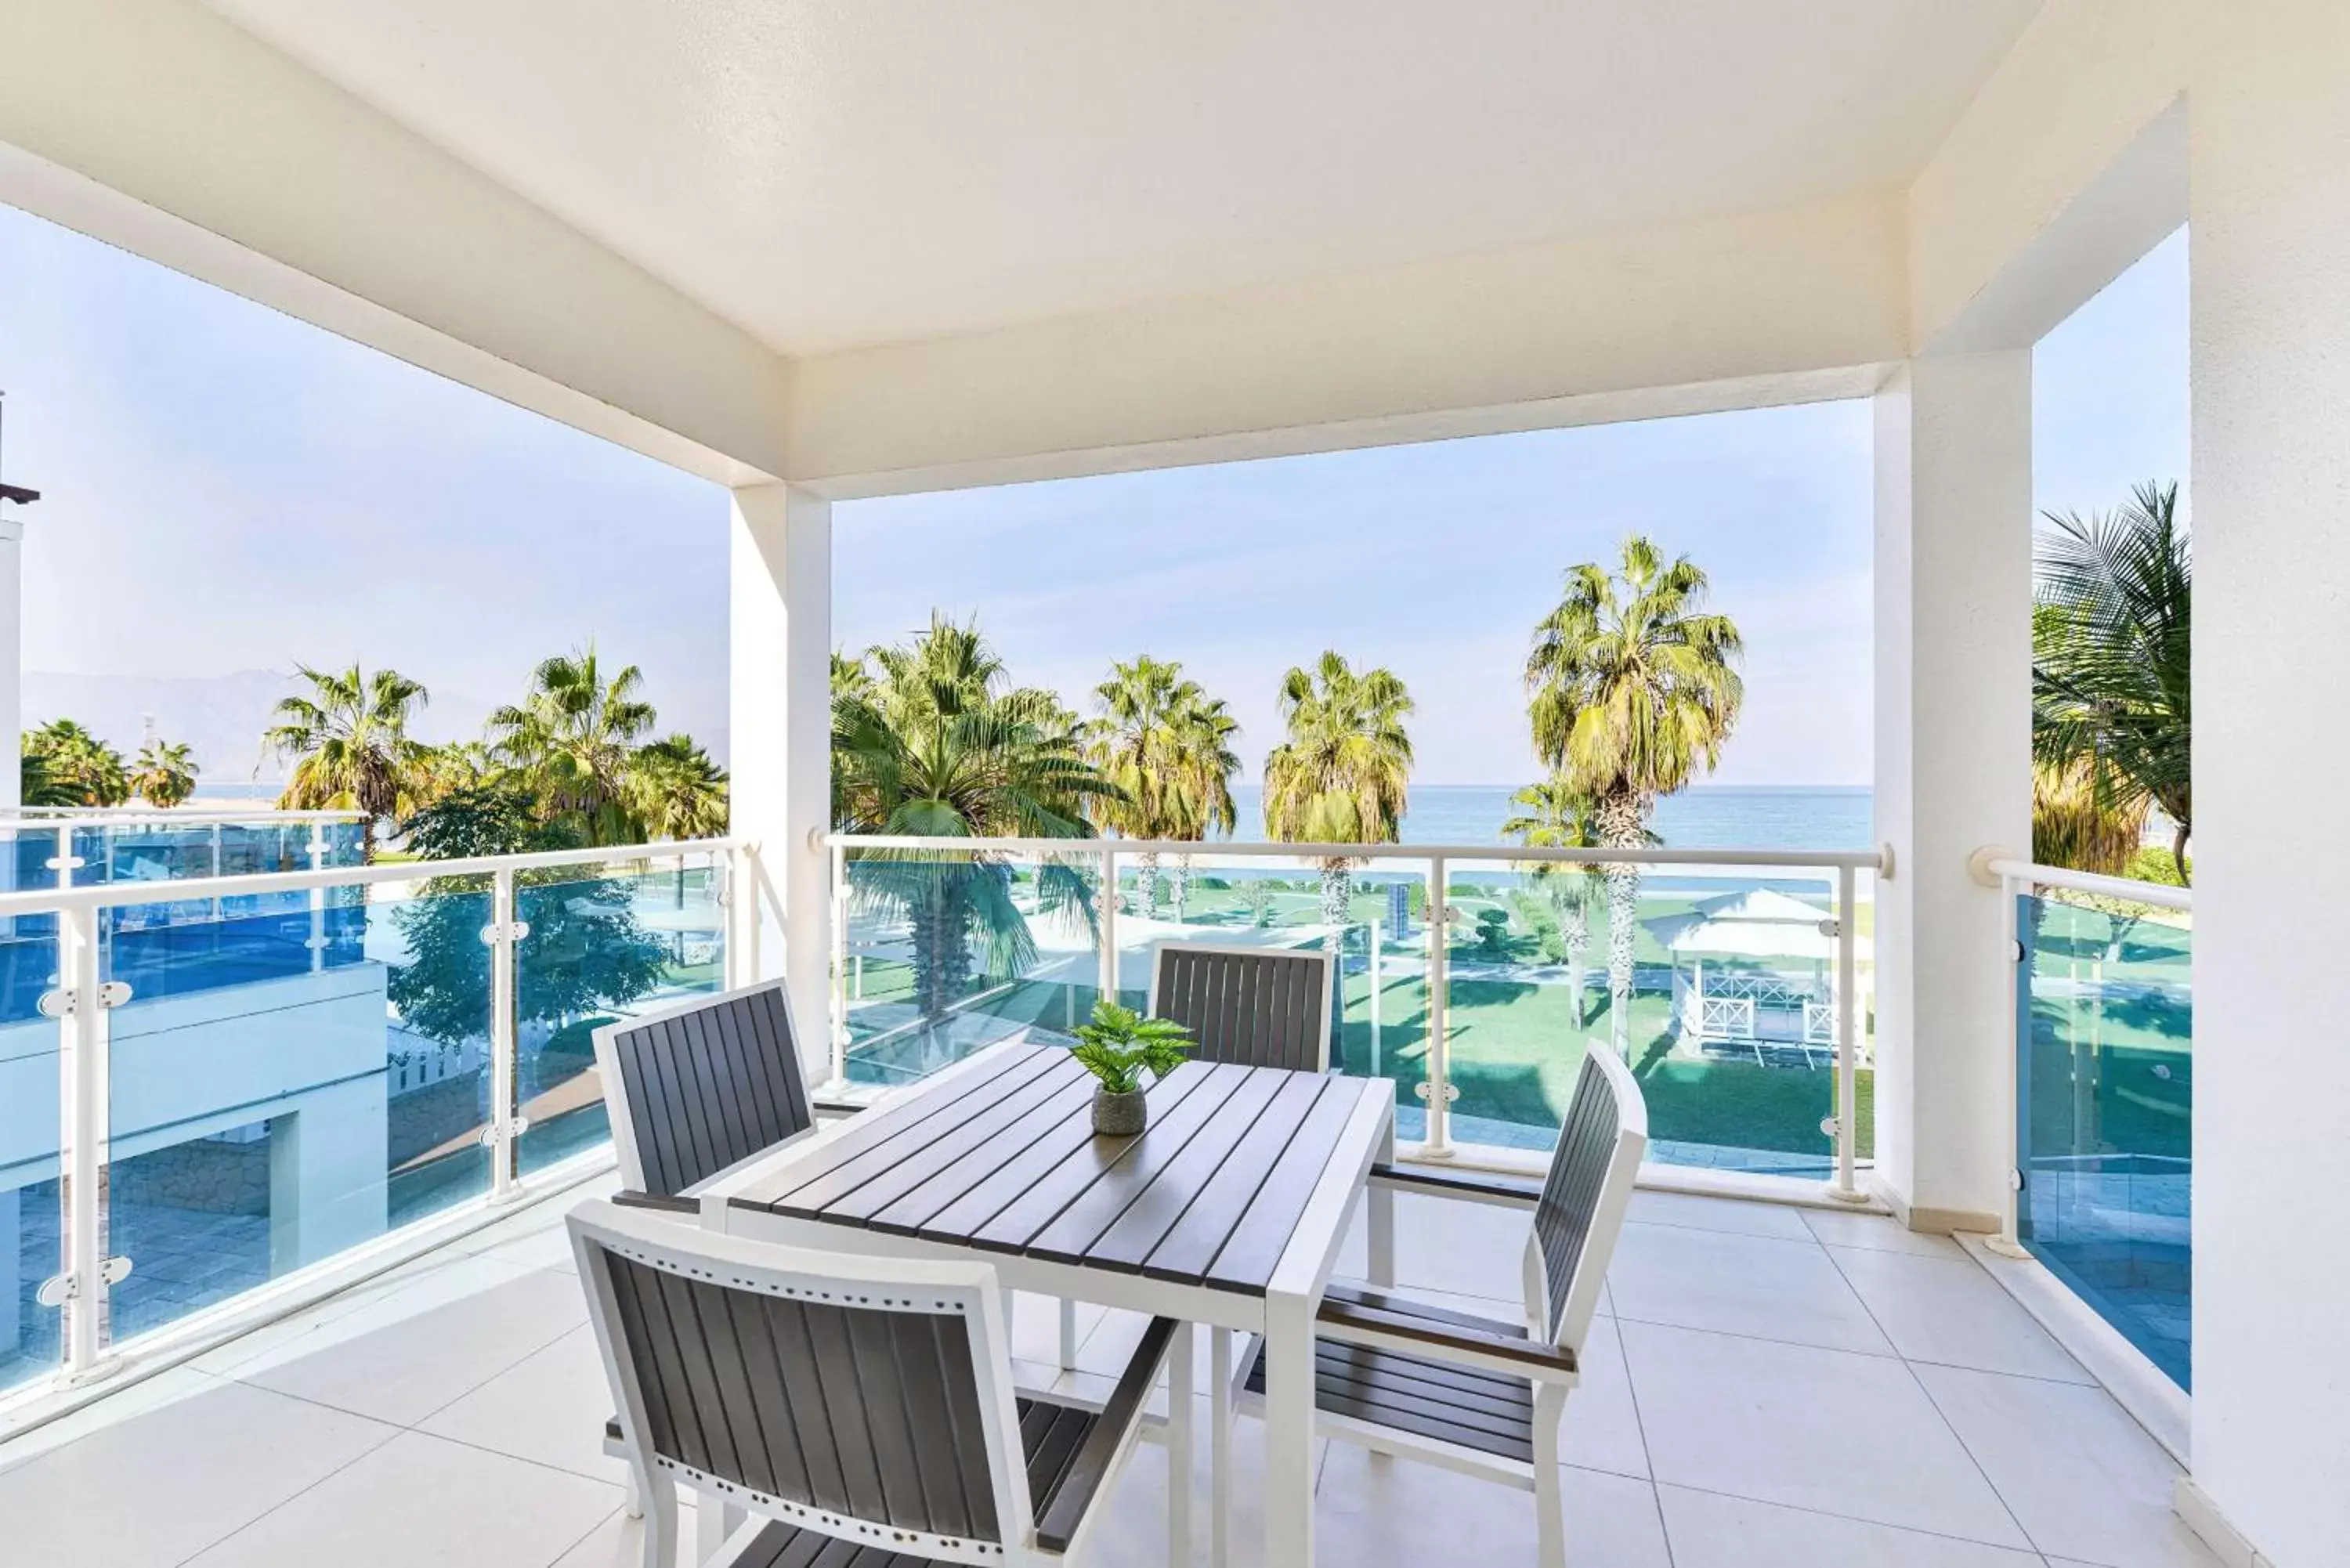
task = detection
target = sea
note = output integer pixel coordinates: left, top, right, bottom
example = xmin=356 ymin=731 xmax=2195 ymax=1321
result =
xmin=194 ymin=779 xmax=1874 ymax=851
xmin=1224 ymin=783 xmax=1871 ymax=851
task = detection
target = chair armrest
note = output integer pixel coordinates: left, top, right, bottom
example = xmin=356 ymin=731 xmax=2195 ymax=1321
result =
xmin=1032 ymin=1315 xmax=1180 ymax=1553
xmin=1368 ymin=1162 xmax=1542 ymax=1209
xmin=1317 ymin=1292 xmax=1578 ymax=1386
xmin=609 ymin=1189 xmax=698 ymax=1214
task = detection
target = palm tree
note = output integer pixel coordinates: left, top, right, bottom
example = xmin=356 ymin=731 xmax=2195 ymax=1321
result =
xmin=1164 ymin=695 xmax=1240 ymax=921
xmin=487 ymin=645 xmax=659 ymax=846
xmin=131 ymin=739 xmax=198 ymax=809
xmin=264 ymin=664 xmax=432 ymax=858
xmin=2034 ymin=480 xmax=2191 ymax=880
xmin=21 ymin=719 xmax=129 ymax=807
xmin=833 ymin=614 xmax=1119 ymax=1025
xmin=628 ymin=734 xmax=730 ymax=841
xmin=1262 ymin=652 xmax=1415 ymax=937
xmin=1502 ymin=778 xmax=1610 ymax=1029
xmin=1084 ymin=657 xmax=1240 ymax=919
xmin=1525 ymin=537 xmax=1742 ymax=1054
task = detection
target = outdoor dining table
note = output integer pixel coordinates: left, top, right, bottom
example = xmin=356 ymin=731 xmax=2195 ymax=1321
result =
xmin=693 ymin=1033 xmax=1396 ymax=1568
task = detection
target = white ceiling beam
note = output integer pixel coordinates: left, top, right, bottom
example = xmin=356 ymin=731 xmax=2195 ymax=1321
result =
xmin=1907 ymin=0 xmax=2199 ymax=355
xmin=783 ymin=193 xmax=1907 ymax=497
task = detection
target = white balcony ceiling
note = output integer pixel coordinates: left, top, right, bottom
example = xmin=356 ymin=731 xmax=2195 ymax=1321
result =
xmin=202 ymin=0 xmax=2038 ymax=357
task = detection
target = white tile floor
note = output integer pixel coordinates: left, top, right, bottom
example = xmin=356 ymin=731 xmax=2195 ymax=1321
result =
xmin=0 ymin=1174 xmax=2220 ymax=1568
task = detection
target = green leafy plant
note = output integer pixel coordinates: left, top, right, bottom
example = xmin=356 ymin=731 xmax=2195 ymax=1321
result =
xmin=1069 ymin=1001 xmax=1194 ymax=1095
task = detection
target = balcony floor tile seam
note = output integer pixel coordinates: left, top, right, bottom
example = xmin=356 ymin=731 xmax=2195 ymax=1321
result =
xmin=549 ymin=1504 xmax=631 ymax=1568
xmin=213 ymin=1300 xmax=586 ymax=1442
xmin=162 ymin=1409 xmax=406 ymax=1568
xmin=392 ymin=1423 xmax=638 ymax=1501
xmin=1596 ymin=1295 xmax=1661 ymax=1490
xmin=1603 ymin=1309 xmax=1903 ymax=1360
xmin=1651 ymin=1480 xmax=2061 ymax=1566
xmin=1817 ymin=1241 xmax=2043 ymax=1557
xmin=403 ymin=1312 xmax=598 ymax=1433
xmin=1618 ymin=1217 xmax=1831 ymax=1250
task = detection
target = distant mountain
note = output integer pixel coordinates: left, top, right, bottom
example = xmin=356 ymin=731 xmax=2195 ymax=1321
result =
xmin=23 ymin=669 xmax=496 ymax=784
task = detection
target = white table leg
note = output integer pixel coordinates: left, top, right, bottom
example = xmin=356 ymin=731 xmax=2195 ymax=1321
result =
xmin=1210 ymin=1327 xmax=1234 ymax=1568
xmin=1059 ymin=1295 xmax=1079 ymax=1370
xmin=1263 ymin=1291 xmax=1316 ymax=1568
xmin=1168 ymin=1323 xmax=1195 ymax=1568
xmin=1368 ymin=1118 xmax=1397 ymax=1287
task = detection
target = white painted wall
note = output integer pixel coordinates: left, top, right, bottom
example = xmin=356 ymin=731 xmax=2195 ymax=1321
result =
xmin=2187 ymin=6 xmax=2350 ymax=1562
xmin=1871 ymin=354 xmax=2034 ymax=1230
xmin=728 ymin=486 xmax=833 ymax=1068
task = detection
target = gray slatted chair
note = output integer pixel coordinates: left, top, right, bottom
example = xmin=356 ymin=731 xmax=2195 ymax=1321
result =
xmin=1231 ymin=1046 xmax=1647 ymax=1568
xmin=591 ymin=978 xmax=844 ymax=1514
xmin=592 ymin=978 xmax=833 ymax=1212
xmin=571 ymin=1198 xmax=1186 ymax=1568
xmin=1146 ymin=939 xmax=1340 ymax=1541
xmin=1148 ymin=940 xmax=1336 ymax=1072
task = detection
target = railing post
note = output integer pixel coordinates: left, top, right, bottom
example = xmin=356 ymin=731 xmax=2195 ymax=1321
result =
xmin=828 ymin=842 xmax=850 ymax=1092
xmin=487 ymin=865 xmax=520 ymax=1203
xmin=1420 ymin=855 xmax=1455 ymax=1158
xmin=1368 ymin=916 xmax=1383 ymax=1078
xmin=1987 ymin=870 xmax=2031 ymax=1256
xmin=50 ymin=904 xmax=120 ymax=1383
xmin=1099 ymin=848 xmax=1119 ymax=1008
xmin=720 ymin=847 xmax=745 ymax=992
xmin=306 ymin=821 xmax=327 ymax=974
xmin=1825 ymin=864 xmax=1869 ymax=1205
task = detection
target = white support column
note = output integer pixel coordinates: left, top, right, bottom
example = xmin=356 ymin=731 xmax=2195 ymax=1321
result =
xmin=2187 ymin=12 xmax=2350 ymax=1560
xmin=731 ymin=484 xmax=833 ymax=1063
xmin=1871 ymin=352 xmax=2032 ymax=1233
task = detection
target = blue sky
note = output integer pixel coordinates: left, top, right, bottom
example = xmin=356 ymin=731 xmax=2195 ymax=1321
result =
xmin=0 ymin=201 xmax=2185 ymax=785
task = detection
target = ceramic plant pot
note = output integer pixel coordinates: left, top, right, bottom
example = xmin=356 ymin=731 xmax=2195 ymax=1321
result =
xmin=1091 ymin=1086 xmax=1148 ymax=1136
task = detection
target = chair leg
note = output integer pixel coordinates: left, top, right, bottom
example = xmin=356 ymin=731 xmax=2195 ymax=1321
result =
xmin=624 ymin=1469 xmax=644 ymax=1521
xmin=1533 ymin=1384 xmax=1568 ymax=1568
xmin=1209 ymin=1328 xmax=1234 ymax=1568
xmin=640 ymin=1472 xmax=678 ymax=1568
xmin=1058 ymin=1295 xmax=1079 ymax=1371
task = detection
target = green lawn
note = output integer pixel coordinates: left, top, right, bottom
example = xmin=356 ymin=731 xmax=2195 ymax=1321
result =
xmin=844 ymin=946 xmax=1871 ymax=1161
xmin=2023 ymin=899 xmax=2192 ymax=1163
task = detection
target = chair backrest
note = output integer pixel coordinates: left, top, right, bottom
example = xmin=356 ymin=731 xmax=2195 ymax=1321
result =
xmin=571 ymin=1199 xmax=1029 ymax=1564
xmin=1528 ymin=1045 xmax=1647 ymax=1350
xmin=591 ymin=978 xmax=817 ymax=1201
xmin=1148 ymin=941 xmax=1335 ymax=1072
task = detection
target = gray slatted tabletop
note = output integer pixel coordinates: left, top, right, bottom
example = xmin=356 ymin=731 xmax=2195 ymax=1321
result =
xmin=724 ymin=1041 xmax=1374 ymax=1294
xmin=706 ymin=1035 xmax=1394 ymax=1568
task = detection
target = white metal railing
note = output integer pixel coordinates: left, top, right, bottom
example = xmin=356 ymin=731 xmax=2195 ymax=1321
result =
xmin=0 ymin=834 xmax=755 ymax=1413
xmin=1973 ymin=847 xmax=2190 ymax=1255
xmin=0 ymin=807 xmax=369 ymax=895
xmin=824 ymin=833 xmax=1885 ymax=1199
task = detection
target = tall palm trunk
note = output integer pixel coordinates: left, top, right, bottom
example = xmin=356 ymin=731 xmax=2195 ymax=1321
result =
xmin=1563 ymin=907 xmax=1590 ymax=1029
xmin=1170 ymin=855 xmax=1192 ymax=922
xmin=1594 ymin=791 xmax=1649 ymax=1057
xmin=1319 ymin=863 xmax=1353 ymax=937
xmin=1135 ymin=851 xmax=1161 ymax=917
xmin=911 ymin=873 xmax=975 ymax=1022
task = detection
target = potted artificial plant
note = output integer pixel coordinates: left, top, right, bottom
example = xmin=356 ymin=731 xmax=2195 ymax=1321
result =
xmin=1071 ymin=1000 xmax=1194 ymax=1135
